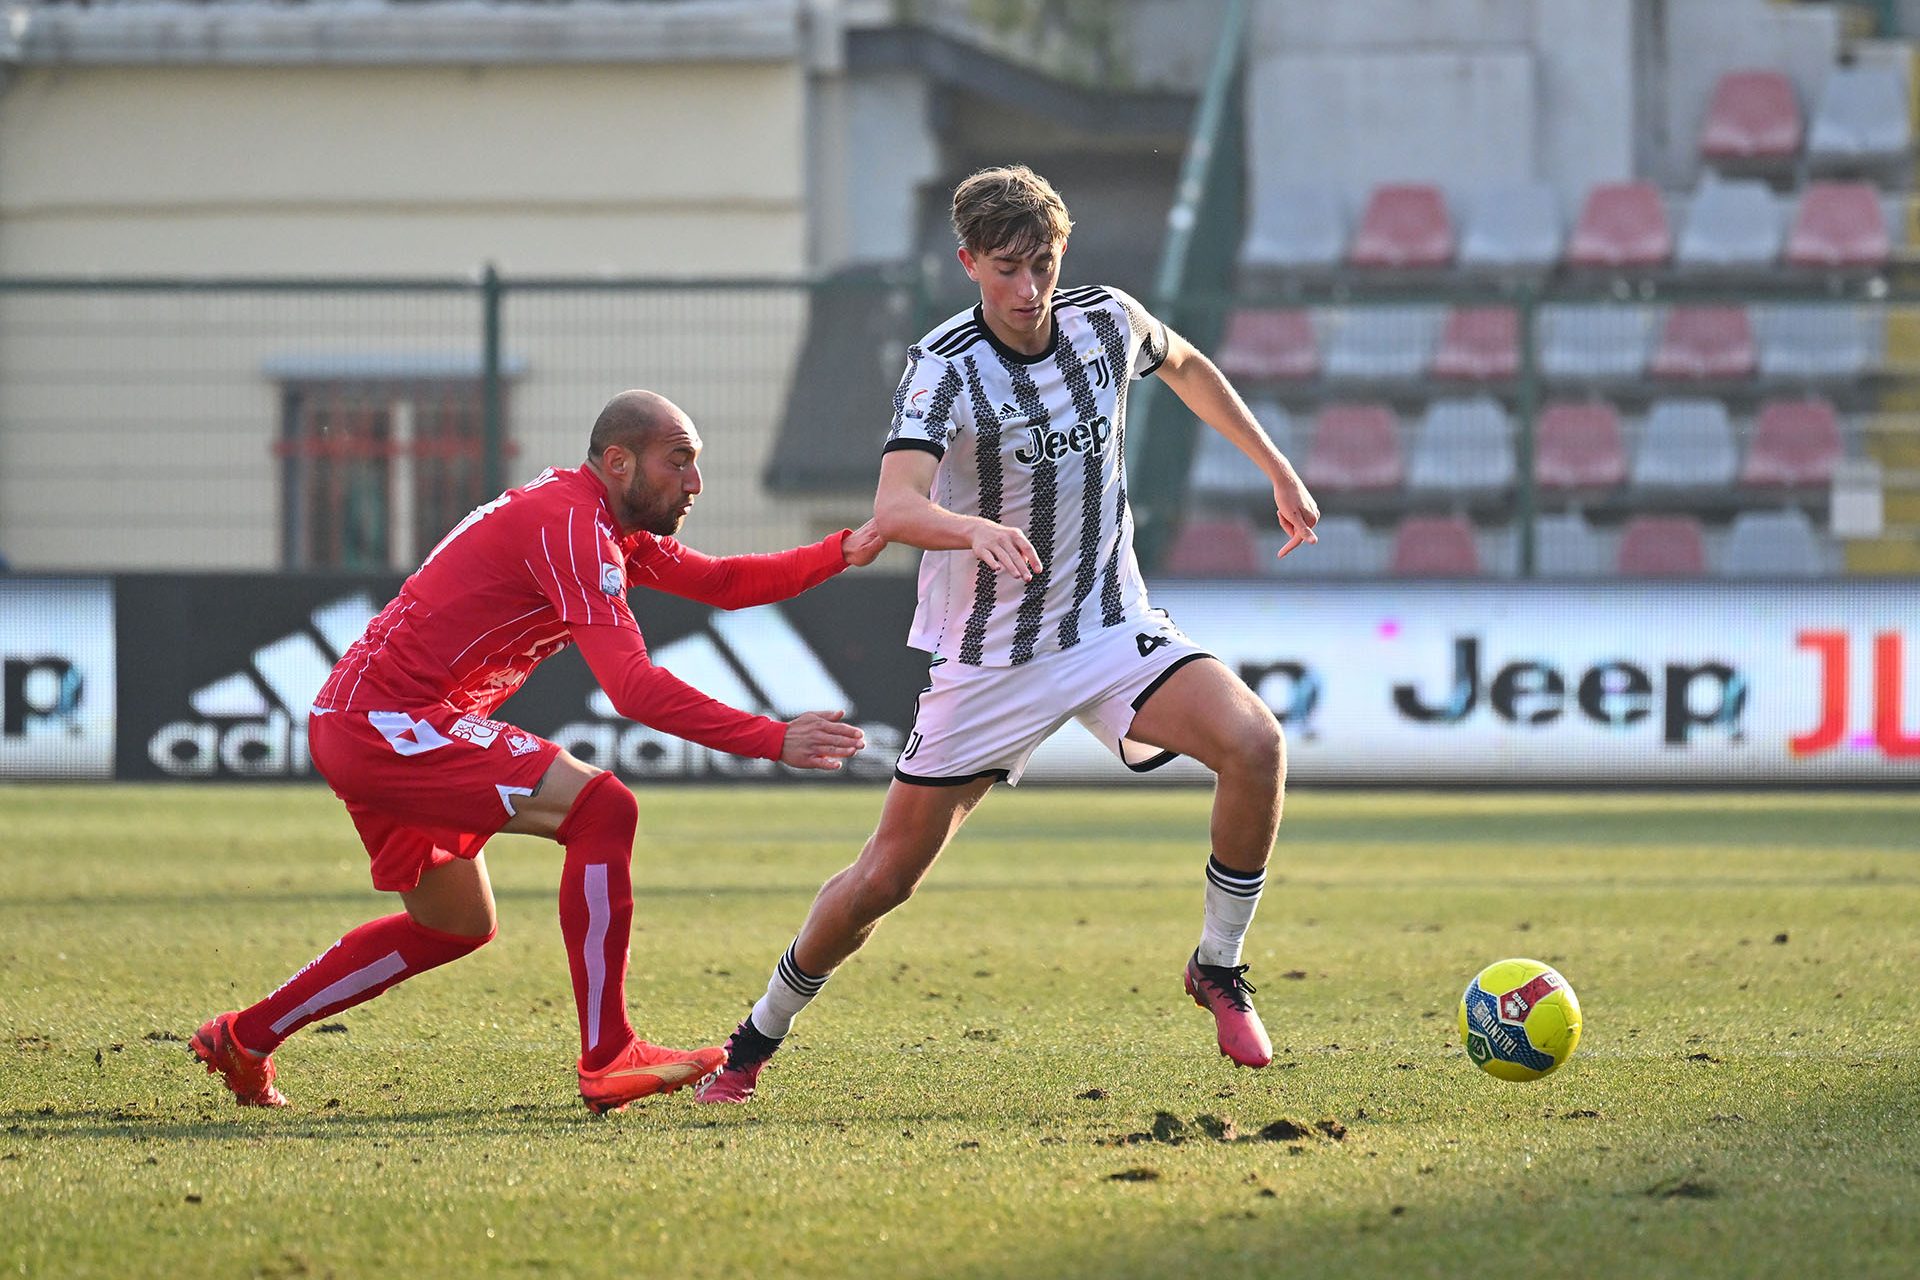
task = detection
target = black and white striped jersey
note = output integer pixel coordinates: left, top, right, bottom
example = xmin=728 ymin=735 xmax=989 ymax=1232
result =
xmin=883 ymin=284 xmax=1170 ymax=667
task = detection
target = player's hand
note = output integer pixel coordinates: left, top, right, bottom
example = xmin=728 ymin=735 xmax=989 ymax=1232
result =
xmin=842 ymin=520 xmax=887 ymax=568
xmin=1271 ymin=464 xmax=1321 ymax=560
xmin=969 ymin=520 xmax=1043 ymax=582
xmin=781 ymin=710 xmax=866 ymax=770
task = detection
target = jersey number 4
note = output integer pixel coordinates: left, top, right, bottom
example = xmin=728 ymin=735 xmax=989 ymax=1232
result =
xmin=1136 ymin=633 xmax=1172 ymax=658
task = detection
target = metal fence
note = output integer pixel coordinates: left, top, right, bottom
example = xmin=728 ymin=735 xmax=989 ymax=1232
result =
xmin=0 ymin=272 xmax=1915 ymax=580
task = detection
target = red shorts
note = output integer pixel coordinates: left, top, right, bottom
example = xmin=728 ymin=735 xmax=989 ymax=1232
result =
xmin=308 ymin=706 xmax=562 ymax=893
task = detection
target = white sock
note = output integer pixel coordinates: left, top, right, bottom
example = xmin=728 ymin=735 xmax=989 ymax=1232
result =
xmin=1197 ymin=854 xmax=1266 ymax=967
xmin=748 ymin=940 xmax=829 ymax=1039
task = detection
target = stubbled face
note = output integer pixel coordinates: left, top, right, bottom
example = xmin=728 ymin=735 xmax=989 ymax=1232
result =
xmin=605 ymin=416 xmax=703 ymax=536
xmin=960 ymin=237 xmax=1064 ymax=349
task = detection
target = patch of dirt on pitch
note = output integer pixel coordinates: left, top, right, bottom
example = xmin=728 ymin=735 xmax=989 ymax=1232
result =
xmin=1195 ymin=1114 xmax=1238 ymax=1141
xmin=1645 ymin=1176 xmax=1718 ymax=1200
xmin=1685 ymin=1052 xmax=1722 ymax=1064
xmin=315 ymin=1023 xmax=349 ymax=1035
xmin=1107 ymin=1167 xmax=1160 ymax=1182
xmin=143 ymin=1030 xmax=184 ymax=1043
xmin=1075 ymin=1087 xmax=1109 ymax=1101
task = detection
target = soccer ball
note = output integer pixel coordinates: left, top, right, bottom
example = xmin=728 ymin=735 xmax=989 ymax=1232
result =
xmin=1458 ymin=958 xmax=1582 ymax=1082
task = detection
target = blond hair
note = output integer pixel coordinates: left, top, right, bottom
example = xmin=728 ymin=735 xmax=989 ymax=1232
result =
xmin=950 ymin=165 xmax=1074 ymax=257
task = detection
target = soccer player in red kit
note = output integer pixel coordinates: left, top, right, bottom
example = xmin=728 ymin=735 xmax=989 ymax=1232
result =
xmin=190 ymin=389 xmax=884 ymax=1114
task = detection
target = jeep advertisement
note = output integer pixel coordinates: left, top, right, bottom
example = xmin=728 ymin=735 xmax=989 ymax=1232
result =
xmin=2 ymin=576 xmax=1916 ymax=783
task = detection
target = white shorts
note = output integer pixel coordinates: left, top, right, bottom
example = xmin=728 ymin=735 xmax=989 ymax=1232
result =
xmin=894 ymin=611 xmax=1217 ymax=787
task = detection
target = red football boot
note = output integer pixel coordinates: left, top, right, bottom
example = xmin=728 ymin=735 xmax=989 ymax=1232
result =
xmin=578 ymin=1037 xmax=726 ymax=1114
xmin=189 ymin=1011 xmax=290 ymax=1108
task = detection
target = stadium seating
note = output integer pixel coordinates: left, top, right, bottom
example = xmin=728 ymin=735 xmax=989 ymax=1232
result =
xmin=1431 ymin=306 xmax=1519 ymax=382
xmin=1807 ymin=63 xmax=1912 ymax=169
xmin=1163 ymin=516 xmax=1260 ymax=576
xmin=1740 ymin=396 xmax=1844 ymax=487
xmin=1322 ymin=306 xmax=1443 ymax=381
xmin=1631 ymin=400 xmax=1741 ymax=489
xmin=1243 ymin=185 xmax=1346 ymax=272
xmin=1216 ymin=308 xmax=1319 ymax=382
xmin=1407 ymin=398 xmax=1515 ymax=493
xmin=1698 ymin=70 xmax=1803 ymax=164
xmin=1568 ymin=181 xmax=1672 ymax=269
xmin=1349 ymin=183 xmax=1454 ymax=269
xmin=1784 ymin=182 xmax=1891 ymax=269
xmin=1754 ymin=304 xmax=1880 ymax=379
xmin=1534 ymin=401 xmax=1628 ymax=491
xmin=1539 ymin=304 xmax=1655 ymax=380
xmin=1650 ymin=306 xmax=1759 ymax=381
xmin=1390 ymin=514 xmax=1480 ymax=576
xmin=1264 ymin=514 xmax=1382 ymax=576
xmin=1303 ymin=403 xmax=1404 ymax=491
xmin=1532 ymin=511 xmax=1609 ymax=577
xmin=1189 ymin=403 xmax=1289 ymax=500
xmin=1616 ymin=515 xmax=1709 ymax=575
xmin=1457 ymin=181 xmax=1562 ymax=272
xmin=1720 ymin=507 xmax=1826 ymax=577
xmin=1676 ymin=179 xmax=1783 ymax=269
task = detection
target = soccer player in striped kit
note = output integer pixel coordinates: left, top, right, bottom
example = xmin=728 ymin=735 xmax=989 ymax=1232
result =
xmin=697 ymin=166 xmax=1319 ymax=1102
xmin=189 ymin=390 xmax=884 ymax=1114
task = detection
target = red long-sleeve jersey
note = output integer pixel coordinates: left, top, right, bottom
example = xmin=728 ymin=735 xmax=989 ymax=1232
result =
xmin=313 ymin=465 xmax=849 ymax=760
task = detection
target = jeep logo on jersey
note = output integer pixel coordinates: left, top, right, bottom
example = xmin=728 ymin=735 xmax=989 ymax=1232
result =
xmin=1013 ymin=415 xmax=1111 ymax=467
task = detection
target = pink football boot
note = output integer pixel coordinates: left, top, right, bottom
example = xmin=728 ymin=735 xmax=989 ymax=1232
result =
xmin=1184 ymin=951 xmax=1274 ymax=1068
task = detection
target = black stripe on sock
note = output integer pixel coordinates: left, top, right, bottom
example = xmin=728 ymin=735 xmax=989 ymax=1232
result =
xmin=1206 ymin=855 xmax=1266 ymax=898
xmin=777 ymin=943 xmax=829 ymax=997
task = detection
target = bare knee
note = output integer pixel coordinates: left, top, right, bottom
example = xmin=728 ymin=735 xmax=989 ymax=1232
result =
xmin=1222 ymin=714 xmax=1286 ymax=784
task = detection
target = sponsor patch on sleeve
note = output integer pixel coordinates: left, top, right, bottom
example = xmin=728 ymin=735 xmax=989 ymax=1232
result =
xmin=600 ymin=562 xmax=624 ymax=596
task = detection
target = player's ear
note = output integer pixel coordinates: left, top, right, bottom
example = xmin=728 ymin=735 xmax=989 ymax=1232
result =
xmin=957 ymin=245 xmax=979 ymax=282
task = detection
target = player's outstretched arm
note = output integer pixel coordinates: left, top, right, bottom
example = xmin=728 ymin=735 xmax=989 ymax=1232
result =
xmin=632 ymin=520 xmax=885 ymax=611
xmin=872 ymin=449 xmax=1042 ymax=582
xmin=1155 ymin=330 xmax=1321 ymax=560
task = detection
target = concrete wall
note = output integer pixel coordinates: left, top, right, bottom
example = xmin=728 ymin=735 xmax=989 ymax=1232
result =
xmin=0 ymin=63 xmax=809 ymax=276
xmin=0 ymin=60 xmax=862 ymax=569
xmin=1244 ymin=0 xmax=1632 ymax=217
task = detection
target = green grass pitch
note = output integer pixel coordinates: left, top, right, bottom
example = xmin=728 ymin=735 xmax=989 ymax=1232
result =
xmin=3 ymin=784 xmax=1919 ymax=1279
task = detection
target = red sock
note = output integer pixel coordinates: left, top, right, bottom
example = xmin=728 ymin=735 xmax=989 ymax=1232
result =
xmin=232 ymin=913 xmax=492 ymax=1054
xmin=556 ymin=772 xmax=640 ymax=1072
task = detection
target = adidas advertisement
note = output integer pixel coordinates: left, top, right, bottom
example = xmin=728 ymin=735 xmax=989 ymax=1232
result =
xmin=0 ymin=579 xmax=116 ymax=779
xmin=118 ymin=575 xmax=402 ymax=780
xmin=114 ymin=575 xmax=924 ymax=783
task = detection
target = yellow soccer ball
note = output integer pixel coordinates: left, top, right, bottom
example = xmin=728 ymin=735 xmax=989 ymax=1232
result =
xmin=1458 ymin=958 xmax=1583 ymax=1082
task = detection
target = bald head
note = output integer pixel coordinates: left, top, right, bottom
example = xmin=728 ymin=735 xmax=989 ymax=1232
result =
xmin=589 ymin=389 xmax=683 ymax=460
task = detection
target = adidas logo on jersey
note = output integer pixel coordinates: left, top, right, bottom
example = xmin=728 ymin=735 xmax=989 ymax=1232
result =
xmin=549 ymin=604 xmax=902 ymax=780
xmin=147 ymin=593 xmax=380 ymax=777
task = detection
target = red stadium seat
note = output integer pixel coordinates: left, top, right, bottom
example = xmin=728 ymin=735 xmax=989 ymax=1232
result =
xmin=1304 ymin=404 xmax=1404 ymax=492
xmin=1389 ymin=515 xmax=1480 ymax=576
xmin=1649 ymin=306 xmax=1758 ymax=380
xmin=1784 ymin=182 xmax=1891 ymax=268
xmin=1431 ymin=307 xmax=1519 ymax=382
xmin=1216 ymin=308 xmax=1319 ymax=382
xmin=1741 ymin=397 xmax=1844 ymax=486
xmin=1699 ymin=70 xmax=1803 ymax=162
xmin=1616 ymin=515 xmax=1708 ymax=576
xmin=1162 ymin=517 xmax=1260 ymax=576
xmin=1349 ymin=183 xmax=1454 ymax=269
xmin=1534 ymin=401 xmax=1628 ymax=490
xmin=1568 ymin=182 xmax=1672 ymax=269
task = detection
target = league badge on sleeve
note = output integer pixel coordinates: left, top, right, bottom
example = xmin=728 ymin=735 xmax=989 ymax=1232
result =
xmin=600 ymin=562 xmax=624 ymax=596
